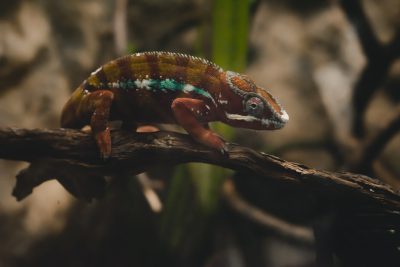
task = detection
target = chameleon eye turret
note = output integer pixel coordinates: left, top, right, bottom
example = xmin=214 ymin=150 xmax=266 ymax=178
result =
xmin=245 ymin=95 xmax=264 ymax=117
xmin=61 ymin=51 xmax=289 ymax=158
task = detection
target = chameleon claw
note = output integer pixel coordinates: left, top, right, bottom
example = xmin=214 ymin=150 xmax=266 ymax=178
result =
xmin=219 ymin=143 xmax=229 ymax=157
xmin=220 ymin=148 xmax=228 ymax=157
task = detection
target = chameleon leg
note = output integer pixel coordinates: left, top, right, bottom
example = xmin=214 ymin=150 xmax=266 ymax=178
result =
xmin=171 ymin=98 xmax=228 ymax=154
xmin=87 ymin=90 xmax=114 ymax=159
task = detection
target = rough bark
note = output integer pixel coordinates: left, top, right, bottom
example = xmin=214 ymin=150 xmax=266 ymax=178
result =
xmin=1 ymin=126 xmax=400 ymax=265
xmin=0 ymin=127 xmax=398 ymax=207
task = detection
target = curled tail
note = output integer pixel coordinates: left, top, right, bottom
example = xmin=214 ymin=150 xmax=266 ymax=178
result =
xmin=61 ymin=86 xmax=88 ymax=129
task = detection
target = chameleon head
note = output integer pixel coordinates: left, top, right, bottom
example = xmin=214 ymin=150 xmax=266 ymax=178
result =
xmin=223 ymin=71 xmax=289 ymax=130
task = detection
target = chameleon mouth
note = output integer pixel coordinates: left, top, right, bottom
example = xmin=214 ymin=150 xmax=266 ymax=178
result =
xmin=260 ymin=117 xmax=287 ymax=128
xmin=261 ymin=109 xmax=289 ymax=128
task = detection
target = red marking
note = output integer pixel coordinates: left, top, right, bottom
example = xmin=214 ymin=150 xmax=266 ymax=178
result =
xmin=204 ymin=64 xmax=219 ymax=77
xmin=89 ymin=90 xmax=114 ymax=159
xmin=198 ymin=64 xmax=219 ymax=91
xmin=231 ymin=75 xmax=256 ymax=92
xmin=145 ymin=54 xmax=160 ymax=78
xmin=174 ymin=56 xmax=189 ymax=81
xmin=171 ymin=98 xmax=225 ymax=152
xmin=117 ymin=56 xmax=132 ymax=79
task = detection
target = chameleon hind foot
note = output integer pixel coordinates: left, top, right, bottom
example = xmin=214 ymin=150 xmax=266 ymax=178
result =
xmin=87 ymin=90 xmax=114 ymax=159
xmin=94 ymin=127 xmax=111 ymax=160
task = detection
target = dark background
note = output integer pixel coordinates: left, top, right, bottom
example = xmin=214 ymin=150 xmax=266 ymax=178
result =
xmin=0 ymin=0 xmax=399 ymax=266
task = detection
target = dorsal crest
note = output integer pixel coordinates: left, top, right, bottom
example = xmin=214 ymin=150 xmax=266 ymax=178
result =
xmin=133 ymin=51 xmax=224 ymax=72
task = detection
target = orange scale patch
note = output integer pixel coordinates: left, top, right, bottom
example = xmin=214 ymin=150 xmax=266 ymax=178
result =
xmin=257 ymin=89 xmax=282 ymax=114
xmin=130 ymin=54 xmax=149 ymax=64
xmin=130 ymin=62 xmax=151 ymax=79
xmin=186 ymin=67 xmax=207 ymax=87
xmin=187 ymin=58 xmax=208 ymax=71
xmin=87 ymin=75 xmax=100 ymax=87
xmin=231 ymin=76 xmax=255 ymax=93
xmin=158 ymin=54 xmax=176 ymax=65
xmin=103 ymin=60 xmax=121 ymax=82
xmin=158 ymin=63 xmax=178 ymax=79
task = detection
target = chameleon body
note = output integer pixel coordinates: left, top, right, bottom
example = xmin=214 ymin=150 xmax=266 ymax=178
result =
xmin=61 ymin=51 xmax=289 ymax=159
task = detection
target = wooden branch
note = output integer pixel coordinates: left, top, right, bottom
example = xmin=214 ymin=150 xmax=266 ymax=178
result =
xmin=1 ymin=127 xmax=400 ymax=263
xmin=0 ymin=127 xmax=399 ymax=210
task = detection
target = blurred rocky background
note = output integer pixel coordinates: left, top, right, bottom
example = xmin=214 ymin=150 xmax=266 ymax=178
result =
xmin=0 ymin=0 xmax=399 ymax=266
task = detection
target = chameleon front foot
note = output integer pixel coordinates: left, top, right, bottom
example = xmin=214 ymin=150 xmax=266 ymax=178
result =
xmin=203 ymin=131 xmax=229 ymax=156
xmin=171 ymin=98 xmax=228 ymax=156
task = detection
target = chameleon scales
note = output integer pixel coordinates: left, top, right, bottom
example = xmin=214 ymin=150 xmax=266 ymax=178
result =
xmin=61 ymin=51 xmax=289 ymax=159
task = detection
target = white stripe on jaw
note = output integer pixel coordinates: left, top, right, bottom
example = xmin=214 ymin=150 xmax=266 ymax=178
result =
xmin=225 ymin=111 xmax=287 ymax=128
xmin=225 ymin=112 xmax=259 ymax=122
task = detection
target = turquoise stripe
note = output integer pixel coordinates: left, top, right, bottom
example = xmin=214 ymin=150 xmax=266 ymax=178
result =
xmin=159 ymin=79 xmax=184 ymax=91
xmin=113 ymin=78 xmax=213 ymax=100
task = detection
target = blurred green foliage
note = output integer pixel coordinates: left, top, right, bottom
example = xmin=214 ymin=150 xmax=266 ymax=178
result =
xmin=160 ymin=166 xmax=197 ymax=250
xmin=195 ymin=0 xmax=250 ymax=214
xmin=212 ymin=0 xmax=249 ymax=71
xmin=159 ymin=0 xmax=251 ymax=259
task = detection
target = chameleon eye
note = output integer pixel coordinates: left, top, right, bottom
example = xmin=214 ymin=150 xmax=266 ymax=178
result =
xmin=245 ymin=97 xmax=264 ymax=116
